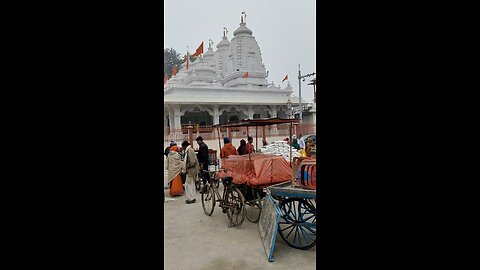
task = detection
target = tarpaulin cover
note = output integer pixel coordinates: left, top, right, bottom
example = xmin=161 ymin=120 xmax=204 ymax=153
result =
xmin=217 ymin=153 xmax=291 ymax=187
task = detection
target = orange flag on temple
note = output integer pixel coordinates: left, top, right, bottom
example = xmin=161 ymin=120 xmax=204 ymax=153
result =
xmin=282 ymin=74 xmax=288 ymax=82
xmin=191 ymin=41 xmax=204 ymax=57
xmin=172 ymin=65 xmax=177 ymax=77
xmin=242 ymin=72 xmax=249 ymax=78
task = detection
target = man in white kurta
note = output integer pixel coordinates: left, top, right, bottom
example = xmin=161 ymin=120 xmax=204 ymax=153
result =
xmin=181 ymin=141 xmax=200 ymax=204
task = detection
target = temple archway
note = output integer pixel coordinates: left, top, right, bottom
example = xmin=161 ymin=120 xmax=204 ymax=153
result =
xmin=181 ymin=111 xmax=213 ymax=126
xmin=219 ymin=107 xmax=247 ymax=124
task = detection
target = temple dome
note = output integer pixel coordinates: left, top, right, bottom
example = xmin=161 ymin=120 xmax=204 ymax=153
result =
xmin=233 ymin=22 xmax=253 ymax=36
xmin=204 ymin=40 xmax=215 ymax=59
xmin=187 ymin=57 xmax=216 ymax=83
xmin=216 ymin=36 xmax=230 ymax=48
xmin=203 ymin=48 xmax=214 ymax=58
xmin=222 ymin=18 xmax=268 ymax=87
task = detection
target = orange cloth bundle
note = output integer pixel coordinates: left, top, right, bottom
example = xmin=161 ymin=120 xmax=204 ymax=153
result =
xmin=217 ymin=153 xmax=291 ymax=188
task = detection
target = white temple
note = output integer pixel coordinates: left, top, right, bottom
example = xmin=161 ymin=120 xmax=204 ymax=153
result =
xmin=164 ymin=14 xmax=308 ymax=138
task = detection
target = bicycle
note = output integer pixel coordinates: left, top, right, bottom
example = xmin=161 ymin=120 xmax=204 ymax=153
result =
xmin=201 ymin=174 xmax=246 ymax=228
xmin=238 ymin=185 xmax=264 ymax=223
xmin=196 ymin=170 xmax=219 ymax=191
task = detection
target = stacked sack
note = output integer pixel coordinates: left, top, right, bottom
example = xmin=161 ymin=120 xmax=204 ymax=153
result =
xmin=259 ymin=140 xmax=300 ymax=161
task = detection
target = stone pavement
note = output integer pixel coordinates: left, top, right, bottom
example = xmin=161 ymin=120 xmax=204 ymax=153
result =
xmin=163 ymin=184 xmax=316 ymax=270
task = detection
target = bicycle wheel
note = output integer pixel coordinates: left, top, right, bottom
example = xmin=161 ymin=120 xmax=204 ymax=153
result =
xmin=226 ymin=187 xmax=246 ymax=227
xmin=245 ymin=188 xmax=262 ymax=223
xmin=213 ymin=172 xmax=220 ymax=189
xmin=278 ymin=198 xmax=316 ymax=250
xmin=201 ymin=184 xmax=215 ymax=216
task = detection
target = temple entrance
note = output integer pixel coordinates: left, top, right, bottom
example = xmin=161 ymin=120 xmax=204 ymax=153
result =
xmin=181 ymin=111 xmax=213 ymax=126
xmin=219 ymin=109 xmax=246 ymax=124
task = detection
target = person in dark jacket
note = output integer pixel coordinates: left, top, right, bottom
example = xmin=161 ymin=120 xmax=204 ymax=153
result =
xmin=196 ymin=136 xmax=209 ymax=170
xmin=237 ymin=139 xmax=249 ymax=155
xmin=196 ymin=136 xmax=210 ymax=187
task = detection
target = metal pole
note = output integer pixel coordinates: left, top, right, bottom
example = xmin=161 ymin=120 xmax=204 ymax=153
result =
xmin=262 ymin=126 xmax=266 ymax=144
xmin=289 ymin=122 xmax=293 ymax=166
xmin=217 ymin=127 xmax=221 ymax=150
xmin=298 ymin=64 xmax=302 ymax=123
xmin=297 ymin=69 xmax=315 ymax=125
xmin=255 ymin=126 xmax=258 ymax=152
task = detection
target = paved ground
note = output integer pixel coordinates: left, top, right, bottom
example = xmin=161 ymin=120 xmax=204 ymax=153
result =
xmin=163 ymin=175 xmax=316 ymax=270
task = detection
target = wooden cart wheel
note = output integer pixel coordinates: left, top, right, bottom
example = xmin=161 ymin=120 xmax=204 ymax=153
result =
xmin=201 ymin=184 xmax=215 ymax=216
xmin=278 ymin=198 xmax=316 ymax=250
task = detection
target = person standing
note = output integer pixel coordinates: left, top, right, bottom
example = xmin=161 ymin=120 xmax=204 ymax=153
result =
xmin=220 ymin=137 xmax=238 ymax=158
xmin=181 ymin=140 xmax=200 ymax=204
xmin=262 ymin=138 xmax=268 ymax=146
xmin=305 ymin=138 xmax=315 ymax=158
xmin=165 ymin=145 xmax=184 ymax=197
xmin=237 ymin=139 xmax=249 ymax=155
xmin=196 ymin=136 xmax=210 ymax=188
xmin=298 ymin=134 xmax=306 ymax=149
xmin=246 ymin=136 xmax=255 ymax=153
xmin=164 ymin=140 xmax=176 ymax=157
xmin=196 ymin=136 xmax=209 ymax=170
xmin=292 ymin=138 xmax=300 ymax=150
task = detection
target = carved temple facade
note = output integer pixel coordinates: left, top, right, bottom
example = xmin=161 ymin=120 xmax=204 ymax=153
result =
xmin=164 ymin=14 xmax=309 ymax=139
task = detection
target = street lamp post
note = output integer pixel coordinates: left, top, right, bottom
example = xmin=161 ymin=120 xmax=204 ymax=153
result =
xmin=286 ymin=97 xmax=293 ymax=165
xmin=286 ymin=97 xmax=292 ymax=119
xmin=298 ymin=64 xmax=316 ymax=123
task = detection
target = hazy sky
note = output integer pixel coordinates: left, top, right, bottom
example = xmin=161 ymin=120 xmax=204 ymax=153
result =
xmin=164 ymin=0 xmax=316 ymax=103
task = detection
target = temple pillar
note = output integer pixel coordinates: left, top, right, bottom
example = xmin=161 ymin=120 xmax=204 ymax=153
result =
xmin=211 ymin=105 xmax=220 ymax=140
xmin=164 ymin=112 xmax=168 ymax=129
xmin=270 ymin=105 xmax=278 ymax=118
xmin=168 ymin=114 xmax=174 ymax=129
xmin=166 ymin=106 xmax=174 ymax=139
xmin=171 ymin=106 xmax=182 ymax=139
xmin=212 ymin=105 xmax=220 ymax=125
xmin=247 ymin=105 xmax=255 ymax=119
xmin=270 ymin=105 xmax=278 ymax=134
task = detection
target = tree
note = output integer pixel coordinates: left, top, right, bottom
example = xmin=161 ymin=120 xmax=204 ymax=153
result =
xmin=164 ymin=48 xmax=183 ymax=78
xmin=164 ymin=48 xmax=198 ymax=78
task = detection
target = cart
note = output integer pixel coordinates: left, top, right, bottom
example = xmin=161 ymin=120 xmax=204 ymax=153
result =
xmin=259 ymin=157 xmax=317 ymax=262
xmin=212 ymin=117 xmax=300 ymax=224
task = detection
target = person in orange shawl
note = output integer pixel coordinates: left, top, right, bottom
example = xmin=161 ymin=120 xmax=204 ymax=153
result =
xmin=246 ymin=136 xmax=255 ymax=153
xmin=220 ymin=137 xmax=238 ymax=158
xmin=165 ymin=144 xmax=184 ymax=197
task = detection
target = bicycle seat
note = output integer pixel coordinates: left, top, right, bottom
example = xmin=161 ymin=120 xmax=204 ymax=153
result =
xmin=221 ymin=176 xmax=233 ymax=187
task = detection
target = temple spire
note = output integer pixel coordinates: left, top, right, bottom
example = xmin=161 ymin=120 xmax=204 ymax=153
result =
xmin=241 ymin=11 xmax=247 ymax=24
